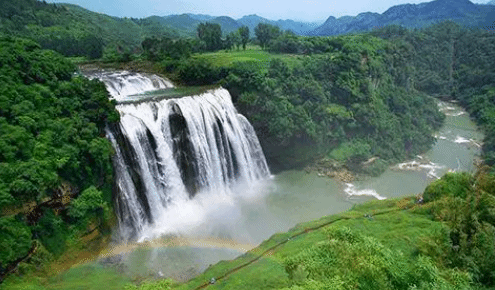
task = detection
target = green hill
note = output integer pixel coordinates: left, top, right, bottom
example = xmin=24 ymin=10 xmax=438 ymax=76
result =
xmin=0 ymin=0 xmax=178 ymax=58
xmin=9 ymin=169 xmax=494 ymax=289
xmin=311 ymin=0 xmax=495 ymax=36
xmin=120 ymin=169 xmax=495 ymax=290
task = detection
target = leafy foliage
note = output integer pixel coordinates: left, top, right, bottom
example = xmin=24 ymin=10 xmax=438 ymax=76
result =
xmin=372 ymin=21 xmax=495 ymax=166
xmin=0 ymin=0 xmax=178 ymax=59
xmin=0 ymin=36 xmax=118 ymax=276
xmin=425 ymin=167 xmax=495 ymax=286
xmin=255 ymin=23 xmax=281 ymax=49
xmin=238 ymin=26 xmax=250 ymax=50
xmin=284 ymin=227 xmax=471 ymax=289
xmin=222 ymin=35 xmax=443 ymax=169
xmin=0 ymin=216 xmax=32 ymax=272
xmin=197 ymin=22 xmax=223 ymax=51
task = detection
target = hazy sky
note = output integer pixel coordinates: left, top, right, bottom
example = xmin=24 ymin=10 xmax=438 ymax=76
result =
xmin=46 ymin=0 xmax=491 ymax=22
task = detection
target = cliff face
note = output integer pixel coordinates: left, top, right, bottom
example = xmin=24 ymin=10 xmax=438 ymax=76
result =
xmin=312 ymin=0 xmax=494 ymax=36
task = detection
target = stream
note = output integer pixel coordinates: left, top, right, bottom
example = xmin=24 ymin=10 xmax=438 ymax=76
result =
xmin=83 ymin=99 xmax=483 ymax=282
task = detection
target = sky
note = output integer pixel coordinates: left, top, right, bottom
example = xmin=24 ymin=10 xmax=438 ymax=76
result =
xmin=45 ymin=0 xmax=491 ymax=22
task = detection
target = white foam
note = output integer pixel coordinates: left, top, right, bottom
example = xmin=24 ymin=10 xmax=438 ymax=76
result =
xmin=446 ymin=111 xmax=466 ymax=117
xmin=85 ymin=70 xmax=174 ymax=102
xmin=137 ymin=178 xmax=273 ymax=243
xmin=344 ymin=183 xmax=386 ymax=200
xmin=437 ymin=101 xmax=467 ymax=117
xmin=434 ymin=134 xmax=448 ymax=140
xmin=396 ymin=160 xmax=443 ymax=179
xmin=454 ymin=135 xmax=470 ymax=144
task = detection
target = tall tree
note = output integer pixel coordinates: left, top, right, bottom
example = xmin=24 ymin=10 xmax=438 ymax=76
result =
xmin=255 ymin=23 xmax=280 ymax=50
xmin=197 ymin=22 xmax=222 ymax=51
xmin=238 ymin=26 xmax=249 ymax=50
xmin=226 ymin=31 xmax=241 ymax=50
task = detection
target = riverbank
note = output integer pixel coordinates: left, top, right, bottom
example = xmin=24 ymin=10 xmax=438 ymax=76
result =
xmin=3 ymin=67 xmax=480 ymax=289
xmin=130 ymin=186 xmax=484 ymax=289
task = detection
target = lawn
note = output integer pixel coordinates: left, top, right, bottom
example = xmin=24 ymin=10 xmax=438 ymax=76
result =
xmin=192 ymin=46 xmax=303 ymax=69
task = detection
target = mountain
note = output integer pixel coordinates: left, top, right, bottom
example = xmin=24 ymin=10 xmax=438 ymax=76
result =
xmin=275 ymin=19 xmax=321 ymax=34
xmin=237 ymin=14 xmax=273 ymax=35
xmin=312 ymin=0 xmax=495 ymax=36
xmin=210 ymin=16 xmax=242 ymax=34
xmin=145 ymin=13 xmax=318 ymax=37
xmin=155 ymin=14 xmax=201 ymax=35
xmin=237 ymin=14 xmax=318 ymax=35
xmin=0 ymin=0 xmax=178 ymax=58
xmin=184 ymin=13 xmax=214 ymax=21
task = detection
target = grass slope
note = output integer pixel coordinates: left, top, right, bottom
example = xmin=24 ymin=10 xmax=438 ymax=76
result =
xmin=191 ymin=46 xmax=302 ymax=69
xmin=173 ymin=197 xmax=459 ymax=290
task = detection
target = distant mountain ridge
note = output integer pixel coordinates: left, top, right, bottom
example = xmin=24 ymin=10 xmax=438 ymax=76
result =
xmin=311 ymin=0 xmax=495 ymax=36
xmin=142 ymin=0 xmax=494 ymax=37
xmin=147 ymin=13 xmax=320 ymax=36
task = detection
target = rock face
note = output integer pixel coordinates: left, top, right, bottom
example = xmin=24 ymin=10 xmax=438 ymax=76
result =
xmin=307 ymin=158 xmax=356 ymax=183
xmin=311 ymin=0 xmax=495 ymax=36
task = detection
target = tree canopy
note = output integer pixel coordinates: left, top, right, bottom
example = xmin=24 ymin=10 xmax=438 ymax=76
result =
xmin=255 ymin=23 xmax=280 ymax=49
xmin=197 ymin=22 xmax=222 ymax=51
xmin=0 ymin=36 xmax=118 ymax=276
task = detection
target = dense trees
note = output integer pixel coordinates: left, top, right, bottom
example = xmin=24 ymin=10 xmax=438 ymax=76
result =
xmin=372 ymin=22 xmax=495 ymax=167
xmin=217 ymin=34 xmax=442 ymax=170
xmin=423 ymin=167 xmax=495 ymax=286
xmin=141 ymin=36 xmax=193 ymax=61
xmin=197 ymin=22 xmax=222 ymax=51
xmin=225 ymin=30 xmax=242 ymax=51
xmin=171 ymin=22 xmax=495 ymax=171
xmin=0 ymin=0 xmax=178 ymax=59
xmin=0 ymin=36 xmax=118 ymax=276
xmin=239 ymin=26 xmax=249 ymax=50
xmin=255 ymin=23 xmax=280 ymax=49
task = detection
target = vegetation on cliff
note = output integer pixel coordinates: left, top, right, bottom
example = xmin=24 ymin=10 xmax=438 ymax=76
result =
xmin=118 ymin=168 xmax=494 ymax=290
xmin=1 ymin=1 xmax=495 ymax=288
xmin=0 ymin=36 xmax=119 ymax=280
xmin=371 ymin=22 xmax=495 ymax=167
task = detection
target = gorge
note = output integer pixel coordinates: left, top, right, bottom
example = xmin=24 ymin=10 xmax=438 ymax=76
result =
xmin=88 ymin=71 xmax=271 ymax=242
xmin=84 ymin=70 xmax=482 ymax=281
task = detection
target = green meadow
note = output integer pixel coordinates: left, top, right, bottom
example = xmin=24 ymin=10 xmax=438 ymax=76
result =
xmin=192 ymin=46 xmax=303 ymax=69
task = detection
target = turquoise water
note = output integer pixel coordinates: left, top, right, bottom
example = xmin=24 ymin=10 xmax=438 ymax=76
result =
xmin=94 ymin=101 xmax=482 ymax=281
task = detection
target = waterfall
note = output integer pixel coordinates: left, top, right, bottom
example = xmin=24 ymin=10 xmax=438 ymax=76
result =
xmin=85 ymin=70 xmax=174 ymax=102
xmin=90 ymin=71 xmax=270 ymax=241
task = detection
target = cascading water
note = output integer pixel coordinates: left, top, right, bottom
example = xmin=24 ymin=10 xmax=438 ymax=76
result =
xmin=86 ymin=70 xmax=174 ymax=101
xmin=90 ymin=71 xmax=270 ymax=241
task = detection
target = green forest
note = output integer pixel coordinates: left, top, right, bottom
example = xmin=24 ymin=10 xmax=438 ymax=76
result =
xmin=1 ymin=0 xmax=495 ymax=289
xmin=0 ymin=36 xmax=119 ymax=281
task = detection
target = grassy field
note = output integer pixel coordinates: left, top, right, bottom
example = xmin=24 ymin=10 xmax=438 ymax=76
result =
xmin=3 ymin=197 xmax=463 ymax=290
xmin=170 ymin=197 xmax=454 ymax=290
xmin=192 ymin=46 xmax=304 ymax=69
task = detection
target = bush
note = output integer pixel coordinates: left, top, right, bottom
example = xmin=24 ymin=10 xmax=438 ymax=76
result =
xmin=0 ymin=217 xmax=32 ymax=272
xmin=423 ymin=172 xmax=473 ymax=202
xmin=177 ymin=58 xmax=227 ymax=86
xmin=284 ymin=227 xmax=472 ymax=289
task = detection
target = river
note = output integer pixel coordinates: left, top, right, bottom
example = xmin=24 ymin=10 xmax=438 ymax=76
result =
xmin=86 ymin=98 xmax=482 ymax=282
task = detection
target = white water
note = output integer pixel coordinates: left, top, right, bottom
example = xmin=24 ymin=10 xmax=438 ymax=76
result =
xmin=93 ymin=71 xmax=270 ymax=241
xmin=344 ymin=183 xmax=386 ymax=200
xmin=80 ymin=72 xmax=483 ymax=280
xmin=86 ymin=70 xmax=174 ymax=102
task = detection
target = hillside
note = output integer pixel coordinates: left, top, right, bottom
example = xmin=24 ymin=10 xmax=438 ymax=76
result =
xmin=312 ymin=0 xmax=495 ymax=35
xmin=13 ymin=169 xmax=492 ymax=290
xmin=0 ymin=36 xmax=119 ymax=282
xmin=147 ymin=14 xmax=319 ymax=36
xmin=0 ymin=0 xmax=178 ymax=58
